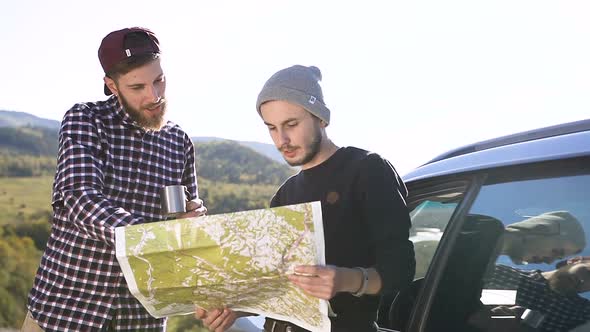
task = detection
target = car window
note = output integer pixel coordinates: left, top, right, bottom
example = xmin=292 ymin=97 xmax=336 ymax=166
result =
xmin=410 ymin=200 xmax=458 ymax=279
xmin=407 ymin=180 xmax=470 ymax=279
xmin=424 ymin=168 xmax=590 ymax=332
xmin=384 ymin=180 xmax=470 ymax=331
xmin=470 ymin=173 xmax=590 ymax=332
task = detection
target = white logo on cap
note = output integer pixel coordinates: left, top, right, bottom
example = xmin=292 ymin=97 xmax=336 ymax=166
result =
xmin=125 ymin=49 xmax=131 ymax=57
xmin=308 ymin=96 xmax=316 ymax=104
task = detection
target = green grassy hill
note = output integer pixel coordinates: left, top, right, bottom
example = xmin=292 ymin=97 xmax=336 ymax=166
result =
xmin=0 ymin=110 xmax=284 ymax=165
xmin=0 ymin=177 xmax=53 ymax=226
xmin=0 ymin=175 xmax=277 ymax=330
xmin=195 ymin=140 xmax=293 ymax=185
xmin=0 ymin=112 xmax=294 ymax=330
xmin=0 ymin=127 xmax=58 ymax=156
xmin=193 ymin=136 xmax=284 ymax=164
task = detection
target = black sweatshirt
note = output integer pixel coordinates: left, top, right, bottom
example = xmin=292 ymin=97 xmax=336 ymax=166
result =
xmin=270 ymin=147 xmax=416 ymax=331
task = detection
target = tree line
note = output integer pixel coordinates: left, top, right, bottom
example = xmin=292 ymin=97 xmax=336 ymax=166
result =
xmin=0 ymin=126 xmax=293 ymax=329
xmin=0 ymin=142 xmax=290 ymax=329
xmin=0 ymin=176 xmax=280 ymax=329
xmin=0 ymin=126 xmax=58 ymax=156
xmin=0 ymin=126 xmax=294 ymax=184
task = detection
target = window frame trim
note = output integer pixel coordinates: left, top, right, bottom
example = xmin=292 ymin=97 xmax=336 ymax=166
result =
xmin=405 ymin=173 xmax=486 ymax=331
xmin=406 ymin=156 xmax=590 ymax=331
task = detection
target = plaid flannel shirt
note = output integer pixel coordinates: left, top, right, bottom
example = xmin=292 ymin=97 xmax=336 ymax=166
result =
xmin=487 ymin=264 xmax=590 ymax=331
xmin=27 ymin=96 xmax=198 ymax=331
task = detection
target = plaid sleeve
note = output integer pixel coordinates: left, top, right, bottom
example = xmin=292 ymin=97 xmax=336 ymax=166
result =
xmin=182 ymin=134 xmax=198 ymax=201
xmin=52 ymin=105 xmax=143 ymax=246
xmin=485 ymin=264 xmax=524 ymax=289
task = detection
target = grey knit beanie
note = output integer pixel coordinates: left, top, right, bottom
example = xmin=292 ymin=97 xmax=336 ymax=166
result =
xmin=256 ymin=65 xmax=330 ymax=124
xmin=506 ymin=211 xmax=586 ymax=250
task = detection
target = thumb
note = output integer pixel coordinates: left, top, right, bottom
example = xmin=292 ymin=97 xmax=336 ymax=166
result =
xmin=194 ymin=307 xmax=206 ymax=319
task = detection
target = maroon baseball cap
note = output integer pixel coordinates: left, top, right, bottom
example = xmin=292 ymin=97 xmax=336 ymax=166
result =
xmin=98 ymin=27 xmax=160 ymax=95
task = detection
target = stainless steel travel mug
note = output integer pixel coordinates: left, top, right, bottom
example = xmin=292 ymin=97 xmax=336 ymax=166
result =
xmin=160 ymin=185 xmax=187 ymax=217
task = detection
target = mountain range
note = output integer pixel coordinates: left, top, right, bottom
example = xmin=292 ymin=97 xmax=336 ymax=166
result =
xmin=0 ymin=109 xmax=293 ymax=183
xmin=0 ymin=110 xmax=61 ymax=130
xmin=0 ymin=110 xmax=284 ymax=164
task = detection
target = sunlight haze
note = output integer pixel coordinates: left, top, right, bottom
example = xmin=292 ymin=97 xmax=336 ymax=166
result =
xmin=2 ymin=0 xmax=589 ymax=174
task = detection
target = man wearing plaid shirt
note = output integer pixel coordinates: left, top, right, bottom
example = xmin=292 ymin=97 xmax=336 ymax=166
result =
xmin=22 ymin=27 xmax=207 ymax=331
xmin=486 ymin=264 xmax=590 ymax=331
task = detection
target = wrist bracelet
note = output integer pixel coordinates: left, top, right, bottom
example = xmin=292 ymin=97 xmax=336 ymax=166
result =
xmin=351 ymin=267 xmax=369 ymax=297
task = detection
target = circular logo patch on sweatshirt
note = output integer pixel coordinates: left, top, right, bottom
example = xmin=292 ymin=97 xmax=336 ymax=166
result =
xmin=326 ymin=191 xmax=340 ymax=205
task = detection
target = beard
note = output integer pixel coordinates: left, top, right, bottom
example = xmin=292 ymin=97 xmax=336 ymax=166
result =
xmin=119 ymin=92 xmax=167 ymax=130
xmin=280 ymin=121 xmax=322 ymax=167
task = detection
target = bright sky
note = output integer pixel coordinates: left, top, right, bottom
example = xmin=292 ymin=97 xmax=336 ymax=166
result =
xmin=2 ymin=1 xmax=589 ymax=175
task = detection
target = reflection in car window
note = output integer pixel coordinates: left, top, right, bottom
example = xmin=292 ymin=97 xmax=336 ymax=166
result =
xmin=384 ymin=182 xmax=469 ymax=331
xmin=409 ymin=189 xmax=464 ymax=279
xmin=466 ymin=173 xmax=590 ymax=331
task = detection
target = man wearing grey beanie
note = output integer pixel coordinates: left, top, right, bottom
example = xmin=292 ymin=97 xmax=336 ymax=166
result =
xmin=197 ymin=65 xmax=416 ymax=332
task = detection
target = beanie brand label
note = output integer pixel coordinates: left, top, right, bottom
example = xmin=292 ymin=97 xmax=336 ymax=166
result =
xmin=308 ymin=96 xmax=316 ymax=104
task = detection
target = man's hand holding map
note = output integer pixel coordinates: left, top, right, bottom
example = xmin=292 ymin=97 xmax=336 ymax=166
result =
xmin=115 ymin=201 xmax=331 ymax=332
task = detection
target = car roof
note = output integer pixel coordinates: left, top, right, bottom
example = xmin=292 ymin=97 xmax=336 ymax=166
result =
xmin=404 ymin=119 xmax=590 ymax=182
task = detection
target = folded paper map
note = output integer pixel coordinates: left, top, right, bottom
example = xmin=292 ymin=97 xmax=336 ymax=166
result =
xmin=115 ymin=201 xmax=330 ymax=332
